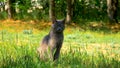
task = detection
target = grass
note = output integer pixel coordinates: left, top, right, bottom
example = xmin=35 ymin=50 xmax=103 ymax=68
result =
xmin=0 ymin=20 xmax=120 ymax=68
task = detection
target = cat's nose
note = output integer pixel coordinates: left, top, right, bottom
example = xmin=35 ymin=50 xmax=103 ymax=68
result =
xmin=57 ymin=27 xmax=62 ymax=32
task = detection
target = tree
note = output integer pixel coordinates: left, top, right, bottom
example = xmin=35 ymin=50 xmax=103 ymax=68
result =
xmin=7 ymin=0 xmax=12 ymax=19
xmin=107 ymin=0 xmax=118 ymax=24
xmin=66 ymin=0 xmax=74 ymax=24
xmin=7 ymin=0 xmax=16 ymax=19
xmin=49 ymin=0 xmax=56 ymax=22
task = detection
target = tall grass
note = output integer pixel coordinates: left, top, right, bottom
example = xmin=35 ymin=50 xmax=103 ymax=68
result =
xmin=0 ymin=29 xmax=120 ymax=68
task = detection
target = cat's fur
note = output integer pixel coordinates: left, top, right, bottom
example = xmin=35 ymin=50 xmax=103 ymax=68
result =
xmin=37 ymin=19 xmax=65 ymax=61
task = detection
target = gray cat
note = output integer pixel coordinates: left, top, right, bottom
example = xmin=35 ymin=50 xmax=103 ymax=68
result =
xmin=37 ymin=19 xmax=65 ymax=61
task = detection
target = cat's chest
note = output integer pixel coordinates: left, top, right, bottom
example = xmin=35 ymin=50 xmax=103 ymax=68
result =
xmin=50 ymin=36 xmax=63 ymax=43
xmin=48 ymin=36 xmax=63 ymax=48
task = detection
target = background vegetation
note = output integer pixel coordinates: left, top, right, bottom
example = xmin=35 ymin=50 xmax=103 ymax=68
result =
xmin=0 ymin=0 xmax=120 ymax=22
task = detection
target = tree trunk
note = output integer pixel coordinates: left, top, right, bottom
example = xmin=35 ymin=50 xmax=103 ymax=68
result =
xmin=7 ymin=0 xmax=12 ymax=19
xmin=49 ymin=0 xmax=56 ymax=23
xmin=107 ymin=0 xmax=118 ymax=24
xmin=66 ymin=0 xmax=73 ymax=24
xmin=7 ymin=0 xmax=15 ymax=19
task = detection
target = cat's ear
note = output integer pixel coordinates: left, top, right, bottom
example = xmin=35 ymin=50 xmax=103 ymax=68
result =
xmin=52 ymin=19 xmax=57 ymax=24
xmin=62 ymin=18 xmax=65 ymax=24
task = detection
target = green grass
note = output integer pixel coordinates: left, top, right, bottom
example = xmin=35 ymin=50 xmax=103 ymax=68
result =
xmin=0 ymin=28 xmax=120 ymax=68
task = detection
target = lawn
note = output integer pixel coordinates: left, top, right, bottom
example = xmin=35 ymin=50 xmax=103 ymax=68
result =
xmin=0 ymin=20 xmax=120 ymax=68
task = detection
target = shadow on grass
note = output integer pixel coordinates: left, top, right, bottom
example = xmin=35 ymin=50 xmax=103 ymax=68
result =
xmin=68 ymin=19 xmax=120 ymax=34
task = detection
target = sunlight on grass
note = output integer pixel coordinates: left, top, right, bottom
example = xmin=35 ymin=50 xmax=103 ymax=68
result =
xmin=0 ymin=20 xmax=120 ymax=68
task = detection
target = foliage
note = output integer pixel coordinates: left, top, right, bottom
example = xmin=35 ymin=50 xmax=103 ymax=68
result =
xmin=73 ymin=0 xmax=107 ymax=23
xmin=1 ymin=0 xmax=120 ymax=23
xmin=14 ymin=0 xmax=32 ymax=19
xmin=55 ymin=0 xmax=66 ymax=19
